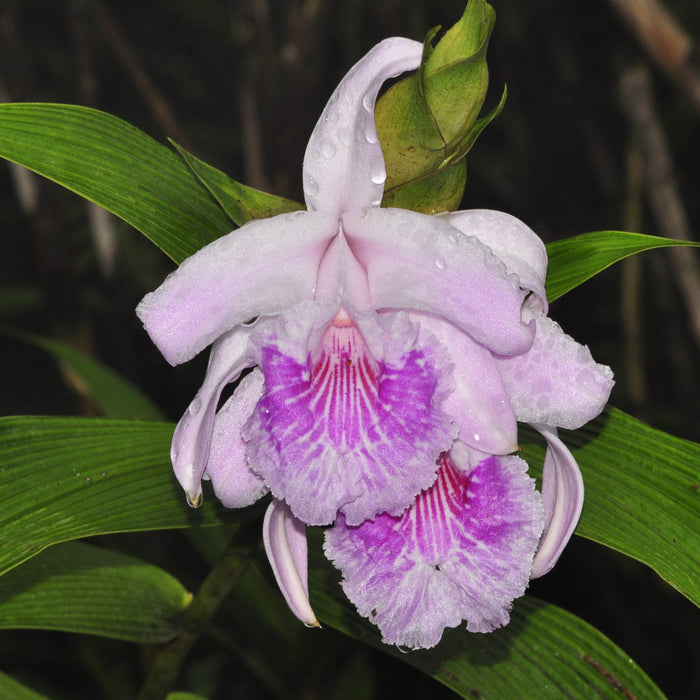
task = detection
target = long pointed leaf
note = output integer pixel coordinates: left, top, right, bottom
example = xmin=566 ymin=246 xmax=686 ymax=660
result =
xmin=1 ymin=326 xmax=164 ymax=421
xmin=546 ymin=230 xmax=700 ymax=301
xmin=309 ymin=544 xmax=664 ymax=699
xmin=0 ymin=104 xmax=232 ymax=263
xmin=0 ymin=542 xmax=190 ymax=643
xmin=170 ymin=141 xmax=303 ymax=227
xmin=0 ymin=672 xmax=47 ymax=700
xmin=521 ymin=408 xmax=700 ymax=608
xmin=0 ymin=416 xmax=244 ymax=576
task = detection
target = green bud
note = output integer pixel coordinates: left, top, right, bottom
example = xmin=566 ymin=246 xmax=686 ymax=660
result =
xmin=376 ymin=0 xmax=504 ymax=213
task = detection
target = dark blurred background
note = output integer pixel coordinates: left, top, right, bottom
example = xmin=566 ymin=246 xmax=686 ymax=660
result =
xmin=1 ymin=1 xmax=698 ymax=698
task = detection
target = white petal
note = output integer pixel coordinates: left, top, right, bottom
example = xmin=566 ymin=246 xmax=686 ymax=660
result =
xmin=170 ymin=327 xmax=257 ymax=506
xmin=303 ymin=37 xmax=423 ymax=216
xmin=343 ymin=207 xmax=534 ymax=356
xmin=418 ymin=314 xmax=518 ymax=454
xmin=496 ymin=310 xmax=614 ymax=429
xmin=136 ymin=211 xmax=337 ymax=365
xmin=441 ymin=210 xmax=549 ymax=312
xmin=263 ymin=499 xmax=320 ymax=627
xmin=205 ymin=368 xmax=268 ymax=508
xmin=530 ymin=425 xmax=584 ymax=578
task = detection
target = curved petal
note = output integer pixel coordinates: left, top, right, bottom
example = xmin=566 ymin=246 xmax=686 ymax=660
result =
xmin=263 ymin=499 xmax=320 ymax=627
xmin=205 ymin=368 xmax=268 ymax=508
xmin=170 ymin=327 xmax=257 ymax=506
xmin=530 ymin=425 xmax=584 ymax=578
xmin=324 ymin=451 xmax=544 ymax=649
xmin=440 ymin=209 xmax=548 ymax=312
xmin=418 ymin=314 xmax=518 ymax=454
xmin=343 ymin=207 xmax=534 ymax=356
xmin=303 ymin=37 xmax=423 ymax=216
xmin=136 ymin=210 xmax=337 ymax=365
xmin=496 ymin=310 xmax=614 ymax=429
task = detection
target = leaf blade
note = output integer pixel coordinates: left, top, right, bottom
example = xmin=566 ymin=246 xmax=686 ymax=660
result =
xmin=0 ymin=542 xmax=190 ymax=643
xmin=0 ymin=416 xmax=245 ymax=576
xmin=546 ymin=230 xmax=700 ymax=301
xmin=0 ymin=103 xmax=232 ymax=263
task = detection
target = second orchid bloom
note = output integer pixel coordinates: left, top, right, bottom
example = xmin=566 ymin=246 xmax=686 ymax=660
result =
xmin=137 ymin=37 xmax=613 ymax=649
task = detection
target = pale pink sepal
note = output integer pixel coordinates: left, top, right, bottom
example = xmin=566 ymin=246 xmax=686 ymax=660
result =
xmin=303 ymin=37 xmax=423 ymax=217
xmin=170 ymin=328 xmax=256 ymax=507
xmin=136 ymin=211 xmax=337 ymax=365
xmin=343 ymin=207 xmax=534 ymax=356
xmin=417 ymin=314 xmax=518 ymax=455
xmin=263 ymin=499 xmax=320 ymax=628
xmin=441 ymin=210 xmax=549 ymax=312
xmin=530 ymin=425 xmax=584 ymax=578
xmin=206 ymin=368 xmax=268 ymax=508
xmin=496 ymin=310 xmax=614 ymax=430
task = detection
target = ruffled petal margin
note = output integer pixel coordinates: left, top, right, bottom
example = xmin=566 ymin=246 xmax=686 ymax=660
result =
xmin=324 ymin=449 xmax=545 ymax=649
xmin=496 ymin=310 xmax=614 ymax=429
xmin=245 ymin=310 xmax=455 ymax=525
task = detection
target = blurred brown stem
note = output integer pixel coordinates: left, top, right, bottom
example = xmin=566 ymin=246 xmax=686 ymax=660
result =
xmin=618 ymin=64 xmax=700 ymax=348
xmin=137 ymin=537 xmax=252 ymax=700
xmin=91 ymin=0 xmax=191 ymax=148
xmin=608 ymin=0 xmax=700 ymax=117
xmin=621 ymin=144 xmax=648 ymax=419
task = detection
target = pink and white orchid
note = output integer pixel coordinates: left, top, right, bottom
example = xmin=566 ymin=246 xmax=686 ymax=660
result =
xmin=137 ymin=37 xmax=613 ymax=648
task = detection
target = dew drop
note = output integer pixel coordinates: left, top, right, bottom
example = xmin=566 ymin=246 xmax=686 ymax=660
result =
xmin=362 ymin=92 xmax=374 ymax=112
xmin=304 ymin=176 xmax=320 ymax=196
xmin=364 ymin=126 xmax=379 ymax=144
xmin=320 ymin=139 xmax=336 ymax=159
xmin=188 ymin=397 xmax=202 ymax=415
xmin=370 ymin=168 xmax=386 ymax=185
xmin=434 ymin=257 xmax=447 ymax=270
xmin=448 ymin=231 xmax=460 ymax=244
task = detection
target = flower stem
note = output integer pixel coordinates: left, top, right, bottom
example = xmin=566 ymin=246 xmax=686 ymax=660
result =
xmin=137 ymin=536 xmax=253 ymax=700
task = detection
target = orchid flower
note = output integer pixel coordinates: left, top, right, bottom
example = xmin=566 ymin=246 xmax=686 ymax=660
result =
xmin=137 ymin=37 xmax=613 ymax=648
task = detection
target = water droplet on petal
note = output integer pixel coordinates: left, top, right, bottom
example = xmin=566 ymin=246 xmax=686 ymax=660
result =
xmin=370 ymin=168 xmax=386 ymax=185
xmin=365 ymin=125 xmax=379 ymax=144
xmin=434 ymin=257 xmax=447 ymax=270
xmin=362 ymin=92 xmax=374 ymax=112
xmin=320 ymin=139 xmax=336 ymax=159
xmin=188 ymin=397 xmax=202 ymax=415
xmin=448 ymin=231 xmax=460 ymax=244
xmin=304 ymin=176 xmax=320 ymax=196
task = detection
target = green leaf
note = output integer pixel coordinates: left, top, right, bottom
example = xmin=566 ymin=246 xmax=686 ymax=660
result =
xmin=0 ymin=286 xmax=44 ymax=316
xmin=546 ymin=230 xmax=700 ymax=301
xmin=0 ymin=542 xmax=190 ymax=643
xmin=0 ymin=671 xmax=48 ymax=700
xmin=1 ymin=326 xmax=164 ymax=421
xmin=310 ymin=546 xmax=663 ymax=699
xmin=0 ymin=103 xmax=233 ymax=263
xmin=0 ymin=416 xmax=245 ymax=576
xmin=170 ymin=141 xmax=303 ymax=227
xmin=521 ymin=408 xmax=700 ymax=608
